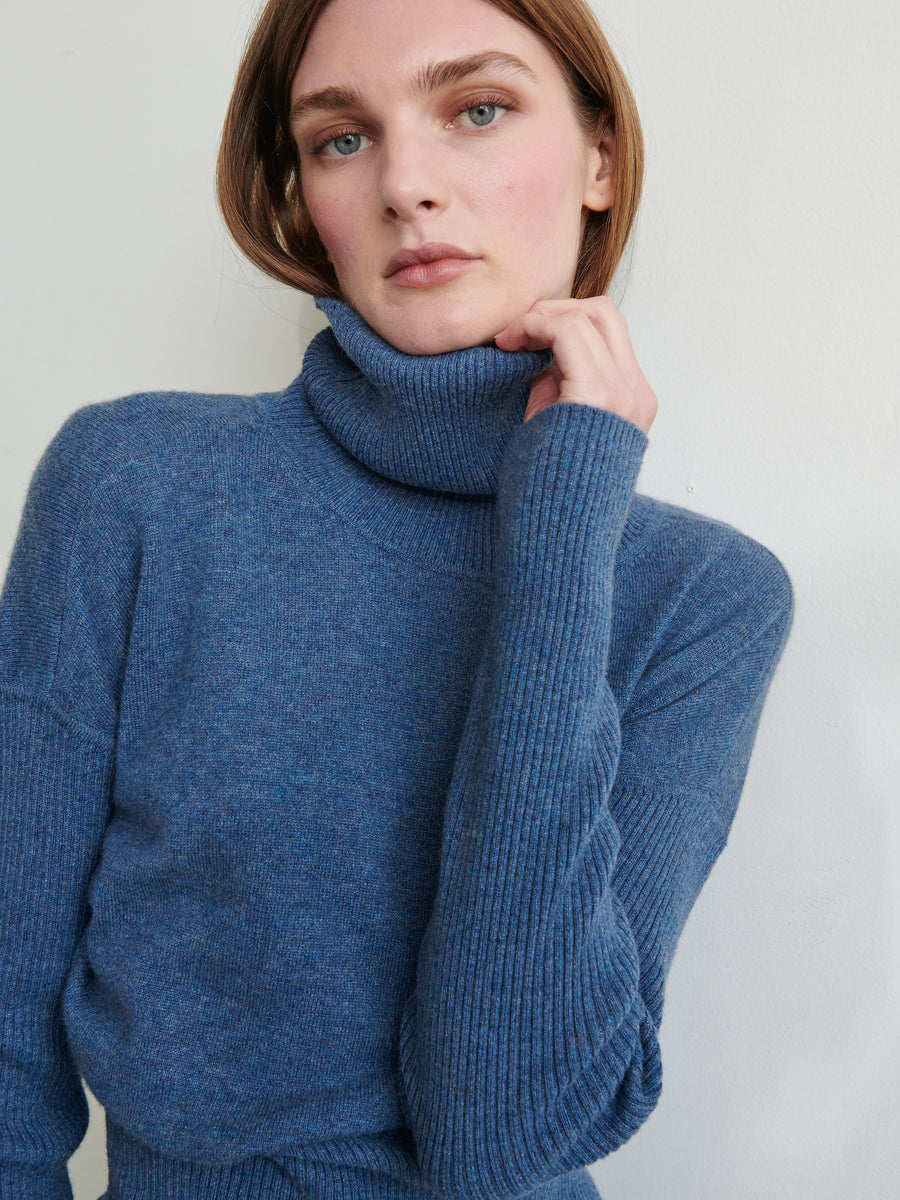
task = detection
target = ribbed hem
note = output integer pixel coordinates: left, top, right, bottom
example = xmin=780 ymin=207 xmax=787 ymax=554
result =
xmin=105 ymin=1121 xmax=601 ymax=1199
xmin=105 ymin=1121 xmax=298 ymax=1200
xmin=0 ymin=1163 xmax=72 ymax=1200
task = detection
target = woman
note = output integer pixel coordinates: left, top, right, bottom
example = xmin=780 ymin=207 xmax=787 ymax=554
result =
xmin=0 ymin=0 xmax=793 ymax=1198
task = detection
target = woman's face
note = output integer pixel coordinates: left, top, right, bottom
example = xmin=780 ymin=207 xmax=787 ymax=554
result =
xmin=290 ymin=0 xmax=614 ymax=354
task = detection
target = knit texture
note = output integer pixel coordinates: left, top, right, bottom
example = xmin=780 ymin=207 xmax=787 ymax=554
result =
xmin=0 ymin=299 xmax=793 ymax=1200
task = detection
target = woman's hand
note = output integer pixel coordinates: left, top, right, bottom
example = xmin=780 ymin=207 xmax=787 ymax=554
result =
xmin=493 ymin=297 xmax=658 ymax=434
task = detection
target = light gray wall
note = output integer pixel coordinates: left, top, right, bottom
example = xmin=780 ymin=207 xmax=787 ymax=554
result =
xmin=1 ymin=2 xmax=897 ymax=1197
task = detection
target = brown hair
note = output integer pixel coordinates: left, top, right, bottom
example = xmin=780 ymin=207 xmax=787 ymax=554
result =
xmin=216 ymin=0 xmax=643 ymax=302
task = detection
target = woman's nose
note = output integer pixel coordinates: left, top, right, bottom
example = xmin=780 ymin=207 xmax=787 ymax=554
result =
xmin=378 ymin=135 xmax=450 ymax=220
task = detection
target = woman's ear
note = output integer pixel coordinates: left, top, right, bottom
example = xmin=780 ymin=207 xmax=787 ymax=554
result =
xmin=582 ymin=132 xmax=616 ymax=213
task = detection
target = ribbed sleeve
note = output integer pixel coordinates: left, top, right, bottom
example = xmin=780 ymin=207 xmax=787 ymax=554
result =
xmin=397 ymin=402 xmax=651 ymax=1197
xmin=396 ymin=401 xmax=793 ymax=1199
xmin=0 ymin=699 xmax=113 ymax=1200
xmin=0 ymin=405 xmax=141 ymax=1197
xmin=608 ymin=538 xmax=794 ymax=1030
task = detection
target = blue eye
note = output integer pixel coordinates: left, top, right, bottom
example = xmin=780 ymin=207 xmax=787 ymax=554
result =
xmin=332 ymin=133 xmax=364 ymax=155
xmin=315 ymin=131 xmax=371 ymax=158
xmin=466 ymin=103 xmax=498 ymax=127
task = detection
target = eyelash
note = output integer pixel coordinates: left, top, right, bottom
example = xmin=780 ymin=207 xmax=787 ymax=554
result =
xmin=453 ymin=93 xmax=513 ymax=126
xmin=308 ymin=93 xmax=516 ymax=157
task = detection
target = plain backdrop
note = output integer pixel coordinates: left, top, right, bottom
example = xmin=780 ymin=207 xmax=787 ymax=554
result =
xmin=1 ymin=2 xmax=898 ymax=1198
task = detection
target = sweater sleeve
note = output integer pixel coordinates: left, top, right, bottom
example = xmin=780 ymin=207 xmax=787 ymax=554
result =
xmin=607 ymin=529 xmax=794 ymax=1034
xmin=0 ymin=407 xmax=141 ymax=1200
xmin=396 ymin=401 xmax=793 ymax=1200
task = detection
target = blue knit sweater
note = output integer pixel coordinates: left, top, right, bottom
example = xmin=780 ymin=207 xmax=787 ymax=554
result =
xmin=0 ymin=299 xmax=793 ymax=1200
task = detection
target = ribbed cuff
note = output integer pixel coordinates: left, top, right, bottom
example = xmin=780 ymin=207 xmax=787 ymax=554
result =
xmin=495 ymin=402 xmax=647 ymax=587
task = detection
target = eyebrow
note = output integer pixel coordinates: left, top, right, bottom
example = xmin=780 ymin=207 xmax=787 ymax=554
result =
xmin=289 ymin=51 xmax=538 ymax=123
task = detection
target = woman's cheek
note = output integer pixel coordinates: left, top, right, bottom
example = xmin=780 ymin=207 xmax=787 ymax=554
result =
xmin=306 ymin=210 xmax=335 ymax=262
xmin=302 ymin=181 xmax=352 ymax=268
xmin=501 ymin=164 xmax=573 ymax=260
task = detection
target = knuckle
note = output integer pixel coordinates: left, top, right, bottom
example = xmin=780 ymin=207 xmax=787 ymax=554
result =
xmin=587 ymin=297 xmax=628 ymax=334
xmin=563 ymin=308 xmax=588 ymax=327
xmin=531 ymin=299 xmax=561 ymax=316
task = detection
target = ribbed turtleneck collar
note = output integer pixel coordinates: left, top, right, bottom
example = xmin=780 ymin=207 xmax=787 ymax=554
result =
xmin=298 ymin=298 xmax=553 ymax=496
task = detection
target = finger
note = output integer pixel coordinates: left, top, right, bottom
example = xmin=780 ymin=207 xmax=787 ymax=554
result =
xmin=519 ymin=298 xmax=657 ymax=432
xmin=492 ymin=316 xmax=550 ymax=353
xmin=573 ymin=301 xmax=657 ymax=425
xmin=495 ymin=297 xmax=620 ymax=354
xmin=529 ymin=296 xmax=635 ymax=366
xmin=576 ymin=298 xmax=644 ymax=380
xmin=523 ymin=364 xmax=564 ymax=422
xmin=515 ymin=308 xmax=623 ymax=407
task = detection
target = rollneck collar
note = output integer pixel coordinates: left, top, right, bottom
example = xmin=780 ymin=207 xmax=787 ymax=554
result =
xmin=299 ymin=298 xmax=553 ymax=495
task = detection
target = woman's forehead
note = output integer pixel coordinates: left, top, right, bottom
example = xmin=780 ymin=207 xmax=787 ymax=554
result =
xmin=291 ymin=0 xmax=560 ymax=96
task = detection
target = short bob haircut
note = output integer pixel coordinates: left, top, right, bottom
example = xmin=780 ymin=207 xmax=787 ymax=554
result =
xmin=217 ymin=0 xmax=644 ymax=304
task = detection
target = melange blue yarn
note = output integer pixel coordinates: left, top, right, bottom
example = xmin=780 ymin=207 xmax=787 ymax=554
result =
xmin=0 ymin=299 xmax=793 ymax=1200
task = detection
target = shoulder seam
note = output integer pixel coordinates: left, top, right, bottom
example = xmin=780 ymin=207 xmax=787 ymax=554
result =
xmin=0 ymin=686 xmax=117 ymax=750
xmin=51 ymin=442 xmax=151 ymax=697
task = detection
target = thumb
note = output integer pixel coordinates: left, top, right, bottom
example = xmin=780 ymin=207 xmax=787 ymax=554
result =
xmin=523 ymin=364 xmax=562 ymax=423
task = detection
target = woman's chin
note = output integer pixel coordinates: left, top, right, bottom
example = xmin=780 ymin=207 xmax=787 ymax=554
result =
xmin=345 ymin=288 xmax=516 ymax=356
xmin=377 ymin=326 xmax=491 ymax=356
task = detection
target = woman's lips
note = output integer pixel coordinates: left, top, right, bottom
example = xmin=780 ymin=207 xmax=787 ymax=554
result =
xmin=389 ymin=258 xmax=479 ymax=288
xmin=384 ymin=243 xmax=480 ymax=288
